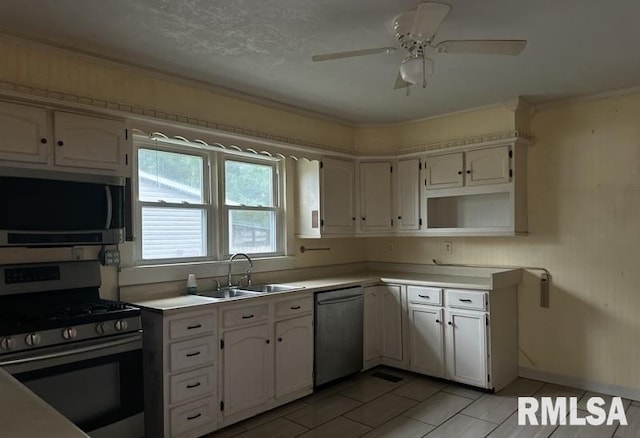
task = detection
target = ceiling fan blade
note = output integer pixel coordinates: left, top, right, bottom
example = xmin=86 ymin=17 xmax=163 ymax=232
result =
xmin=435 ymin=40 xmax=527 ymax=55
xmin=312 ymin=47 xmax=396 ymax=62
xmin=411 ymin=2 xmax=451 ymax=41
xmin=394 ymin=71 xmax=411 ymax=89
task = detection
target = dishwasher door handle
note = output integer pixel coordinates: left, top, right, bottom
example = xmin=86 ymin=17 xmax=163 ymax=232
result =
xmin=317 ymin=295 xmax=363 ymax=306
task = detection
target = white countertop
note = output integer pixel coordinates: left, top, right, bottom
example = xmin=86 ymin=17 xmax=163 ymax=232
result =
xmin=133 ymin=270 xmax=504 ymax=313
xmin=0 ymin=368 xmax=88 ymax=438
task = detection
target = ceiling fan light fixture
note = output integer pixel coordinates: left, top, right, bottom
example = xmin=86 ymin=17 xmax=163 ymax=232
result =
xmin=399 ymin=56 xmax=423 ymax=85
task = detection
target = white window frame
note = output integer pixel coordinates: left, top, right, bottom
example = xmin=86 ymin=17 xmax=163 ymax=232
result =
xmin=219 ymin=154 xmax=284 ymax=258
xmin=132 ymin=138 xmax=285 ymax=265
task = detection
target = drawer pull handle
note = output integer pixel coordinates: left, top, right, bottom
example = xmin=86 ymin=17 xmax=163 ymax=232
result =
xmin=459 ymin=299 xmax=473 ymax=303
xmin=187 ymin=323 xmax=202 ymax=330
xmin=186 ymin=351 xmax=201 ymax=357
xmin=241 ymin=314 xmax=255 ymax=319
xmin=186 ymin=382 xmax=201 ymax=389
xmin=290 ymin=305 xmax=301 ymax=310
xmin=187 ymin=413 xmax=202 ymax=421
xmin=418 ymin=294 xmax=430 ymax=299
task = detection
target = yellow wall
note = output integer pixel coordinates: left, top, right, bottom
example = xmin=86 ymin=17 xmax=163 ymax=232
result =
xmin=2 ymin=36 xmax=640 ymax=392
xmin=366 ymin=93 xmax=640 ymax=390
xmin=353 ymin=104 xmax=516 ymax=153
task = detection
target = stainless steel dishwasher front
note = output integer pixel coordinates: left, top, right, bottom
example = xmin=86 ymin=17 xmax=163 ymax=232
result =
xmin=314 ymin=286 xmax=364 ymax=387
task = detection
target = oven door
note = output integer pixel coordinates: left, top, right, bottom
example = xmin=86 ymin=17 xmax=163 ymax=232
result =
xmin=0 ymin=333 xmax=143 ymax=438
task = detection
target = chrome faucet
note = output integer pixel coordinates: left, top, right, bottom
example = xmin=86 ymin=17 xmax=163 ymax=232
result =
xmin=227 ymin=253 xmax=254 ymax=287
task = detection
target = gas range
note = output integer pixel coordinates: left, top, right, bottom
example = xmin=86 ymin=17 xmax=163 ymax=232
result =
xmin=0 ymin=260 xmax=141 ymax=355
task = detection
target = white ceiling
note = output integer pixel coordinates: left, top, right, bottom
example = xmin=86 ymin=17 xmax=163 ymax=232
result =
xmin=1 ymin=0 xmax=639 ymax=123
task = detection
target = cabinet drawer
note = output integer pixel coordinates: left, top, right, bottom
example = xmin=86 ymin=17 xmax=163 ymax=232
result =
xmin=170 ymin=336 xmax=215 ymax=372
xmin=275 ymin=296 xmax=312 ymax=318
xmin=407 ymin=286 xmax=442 ymax=306
xmin=170 ymin=396 xmax=216 ymax=436
xmin=223 ymin=303 xmax=268 ymax=328
xmin=170 ymin=366 xmax=216 ymax=405
xmin=169 ymin=312 xmax=216 ymax=340
xmin=445 ymin=289 xmax=487 ymax=311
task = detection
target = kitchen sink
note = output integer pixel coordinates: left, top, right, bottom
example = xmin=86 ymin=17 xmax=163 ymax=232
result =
xmin=198 ymin=288 xmax=262 ymax=299
xmin=238 ymin=284 xmax=303 ymax=293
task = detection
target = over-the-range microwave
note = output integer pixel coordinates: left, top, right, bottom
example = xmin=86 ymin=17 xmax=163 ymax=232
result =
xmin=0 ymin=167 xmax=128 ymax=247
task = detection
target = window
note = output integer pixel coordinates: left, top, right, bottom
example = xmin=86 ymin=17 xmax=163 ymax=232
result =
xmin=134 ymin=140 xmax=284 ymax=263
xmin=137 ymin=147 xmax=209 ymax=261
xmin=223 ymin=158 xmax=279 ymax=255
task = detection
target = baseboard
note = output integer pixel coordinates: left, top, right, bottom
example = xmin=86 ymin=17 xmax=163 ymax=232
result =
xmin=519 ymin=367 xmax=640 ymax=402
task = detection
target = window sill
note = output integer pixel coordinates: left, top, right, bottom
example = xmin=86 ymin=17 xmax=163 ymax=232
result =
xmin=118 ymin=256 xmax=297 ymax=287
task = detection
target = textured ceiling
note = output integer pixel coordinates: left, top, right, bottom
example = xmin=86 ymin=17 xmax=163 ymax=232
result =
xmin=0 ymin=0 xmax=639 ymax=123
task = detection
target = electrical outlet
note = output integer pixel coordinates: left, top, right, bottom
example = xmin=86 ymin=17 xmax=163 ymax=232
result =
xmin=99 ymin=248 xmax=121 ymax=266
xmin=444 ymin=241 xmax=453 ymax=255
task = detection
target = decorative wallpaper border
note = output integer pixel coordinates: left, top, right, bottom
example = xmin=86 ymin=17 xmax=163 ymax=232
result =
xmin=0 ymin=80 xmax=534 ymax=157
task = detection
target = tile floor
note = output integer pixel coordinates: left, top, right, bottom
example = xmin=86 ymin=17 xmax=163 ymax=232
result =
xmin=206 ymin=367 xmax=640 ymax=438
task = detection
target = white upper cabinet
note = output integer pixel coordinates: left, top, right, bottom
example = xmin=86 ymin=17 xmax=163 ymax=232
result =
xmin=53 ymin=111 xmax=129 ymax=174
xmin=0 ymin=100 xmax=131 ymax=176
xmin=395 ymin=158 xmax=421 ymax=231
xmin=294 ymin=157 xmax=355 ymax=237
xmin=359 ymin=161 xmax=393 ymax=232
xmin=465 ymin=146 xmax=510 ymax=186
xmin=0 ymin=101 xmax=49 ymax=164
xmin=322 ymin=157 xmax=355 ymax=234
xmin=425 ymin=152 xmax=463 ymax=189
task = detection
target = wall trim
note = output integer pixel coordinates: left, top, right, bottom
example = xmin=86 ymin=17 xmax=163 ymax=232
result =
xmin=0 ymin=81 xmax=534 ymax=159
xmin=533 ymin=86 xmax=640 ymax=111
xmin=519 ymin=367 xmax=640 ymax=402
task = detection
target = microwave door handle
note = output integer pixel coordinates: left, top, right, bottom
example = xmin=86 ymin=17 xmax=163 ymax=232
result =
xmin=105 ymin=185 xmax=113 ymax=229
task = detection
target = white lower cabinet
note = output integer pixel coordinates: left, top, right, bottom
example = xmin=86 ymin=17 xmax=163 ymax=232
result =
xmin=407 ymin=285 xmax=517 ymax=391
xmin=222 ymin=323 xmax=273 ymax=417
xmin=408 ymin=306 xmax=445 ymax=378
xmin=275 ymin=315 xmax=314 ymax=398
xmin=445 ymin=309 xmax=488 ymax=387
xmin=219 ymin=294 xmax=314 ymax=427
xmin=363 ymin=284 xmax=405 ymax=369
xmin=141 ymin=307 xmax=218 ymax=438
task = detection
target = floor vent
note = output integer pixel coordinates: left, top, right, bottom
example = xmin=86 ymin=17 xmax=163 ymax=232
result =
xmin=371 ymin=372 xmax=403 ymax=383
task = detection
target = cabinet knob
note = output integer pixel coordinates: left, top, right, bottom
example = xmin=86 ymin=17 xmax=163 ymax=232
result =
xmin=466 ymin=170 xmax=471 ymax=174
xmin=435 ymin=319 xmax=440 ymax=324
xmin=57 ymin=140 xmax=64 ymax=147
xmin=362 ymin=217 xmax=366 ymax=221
xmin=457 ymin=171 xmax=462 ymax=175
xmin=278 ymin=337 xmax=283 ymax=342
xmin=447 ymin=321 xmax=453 ymax=326
xmin=40 ymin=138 xmax=47 ymax=144
xmin=397 ymin=216 xmax=402 ymax=220
xmin=266 ymin=339 xmax=270 ymax=344
xmin=352 ymin=217 xmax=356 ymax=221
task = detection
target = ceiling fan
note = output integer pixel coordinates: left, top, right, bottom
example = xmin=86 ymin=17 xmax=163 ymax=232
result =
xmin=312 ymin=1 xmax=527 ymax=91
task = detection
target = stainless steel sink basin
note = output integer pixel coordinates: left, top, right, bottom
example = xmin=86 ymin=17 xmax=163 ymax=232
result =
xmin=198 ymin=288 xmax=262 ymax=299
xmin=238 ymin=284 xmax=303 ymax=293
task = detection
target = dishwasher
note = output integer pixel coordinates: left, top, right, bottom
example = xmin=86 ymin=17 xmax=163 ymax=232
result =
xmin=314 ymin=286 xmax=364 ymax=387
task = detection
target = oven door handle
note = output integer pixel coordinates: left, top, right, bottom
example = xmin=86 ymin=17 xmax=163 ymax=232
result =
xmin=0 ymin=334 xmax=141 ymax=367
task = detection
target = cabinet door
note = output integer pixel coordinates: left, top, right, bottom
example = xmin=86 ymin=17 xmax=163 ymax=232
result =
xmin=275 ymin=315 xmax=313 ymax=398
xmin=465 ymin=146 xmax=510 ymax=186
xmin=445 ymin=309 xmax=488 ymax=388
xmin=425 ymin=153 xmax=463 ymax=189
xmin=53 ymin=111 xmax=129 ymax=174
xmin=380 ymin=285 xmax=403 ymax=361
xmin=359 ymin=162 xmax=393 ymax=232
xmin=363 ymin=287 xmax=382 ymax=362
xmin=222 ymin=324 xmax=273 ymax=417
xmin=396 ymin=158 xmax=421 ymax=230
xmin=0 ymin=101 xmax=49 ymax=164
xmin=409 ymin=306 xmax=445 ymax=377
xmin=321 ymin=157 xmax=355 ymax=234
